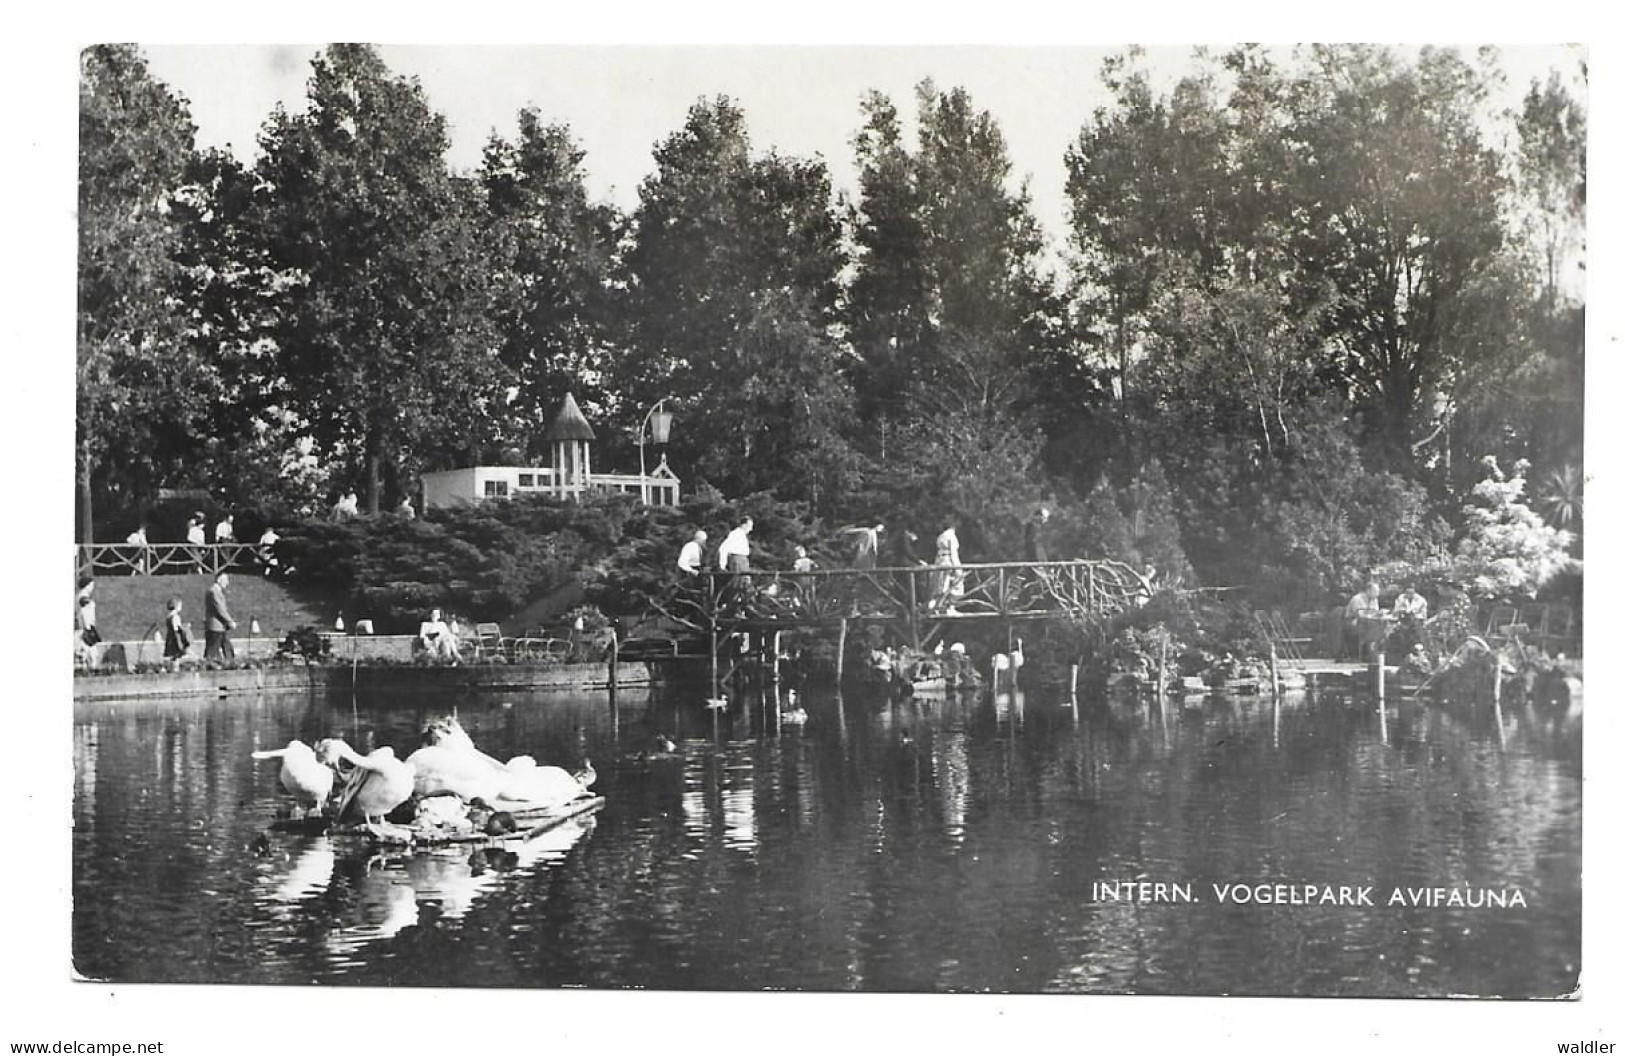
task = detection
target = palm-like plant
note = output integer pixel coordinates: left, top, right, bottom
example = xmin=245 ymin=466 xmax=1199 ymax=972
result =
xmin=1539 ymin=464 xmax=1584 ymax=530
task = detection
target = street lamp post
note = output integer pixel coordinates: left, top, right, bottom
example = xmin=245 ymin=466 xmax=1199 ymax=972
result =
xmin=638 ymin=398 xmax=674 ymax=506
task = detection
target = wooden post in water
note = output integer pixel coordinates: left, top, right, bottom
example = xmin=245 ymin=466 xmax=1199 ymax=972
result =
xmin=1159 ymin=631 xmax=1170 ymax=698
xmin=709 ymin=625 xmax=719 ymax=700
xmin=1374 ymin=650 xmax=1386 ymax=705
xmin=907 ymin=569 xmax=920 ymax=652
xmin=836 ymin=618 xmax=848 ymax=686
xmin=607 ymin=618 xmax=620 ymax=704
xmin=1492 ymin=652 xmax=1503 ymax=708
xmin=771 ymin=630 xmax=783 ymax=685
xmin=1069 ymin=662 xmax=1079 ymax=697
xmin=1268 ymin=642 xmax=1280 ymax=699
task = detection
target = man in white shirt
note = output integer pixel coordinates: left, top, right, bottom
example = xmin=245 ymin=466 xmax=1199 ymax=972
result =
xmin=214 ymin=514 xmax=235 ymax=543
xmin=187 ymin=514 xmax=208 ymax=572
xmin=717 ymin=519 xmax=753 ymax=572
xmin=840 ymin=523 xmax=884 ymax=569
xmin=1392 ymin=584 xmax=1428 ymax=620
xmin=126 ymin=525 xmax=150 ymax=574
xmin=1343 ymin=581 xmax=1384 ymax=659
xmin=257 ymin=526 xmax=281 ymax=576
xmin=1392 ymin=583 xmax=1429 ymax=654
xmin=677 ymin=530 xmax=707 ymax=576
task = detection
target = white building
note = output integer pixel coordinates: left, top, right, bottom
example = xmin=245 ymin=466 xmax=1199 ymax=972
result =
xmin=420 ymin=393 xmax=681 ymax=510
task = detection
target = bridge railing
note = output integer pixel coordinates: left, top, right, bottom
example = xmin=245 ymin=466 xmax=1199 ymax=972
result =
xmin=693 ymin=559 xmax=1151 ymax=625
xmin=75 ymin=542 xmax=265 ymax=578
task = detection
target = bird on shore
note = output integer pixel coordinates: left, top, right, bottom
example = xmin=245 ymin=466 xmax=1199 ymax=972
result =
xmin=315 ymin=739 xmax=416 ymax=825
xmin=252 ymin=740 xmax=335 ymax=818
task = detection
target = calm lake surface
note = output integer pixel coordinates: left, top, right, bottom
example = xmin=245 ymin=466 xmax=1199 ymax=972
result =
xmin=72 ymin=681 xmax=1581 ymax=996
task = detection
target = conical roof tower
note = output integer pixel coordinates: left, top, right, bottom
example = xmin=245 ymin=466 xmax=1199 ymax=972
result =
xmin=545 ymin=393 xmax=595 ymax=499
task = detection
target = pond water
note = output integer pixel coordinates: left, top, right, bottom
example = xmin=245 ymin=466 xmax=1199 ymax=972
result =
xmin=71 ymin=681 xmax=1581 ymax=996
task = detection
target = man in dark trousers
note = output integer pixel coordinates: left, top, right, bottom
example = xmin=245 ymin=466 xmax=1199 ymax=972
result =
xmin=204 ymin=570 xmax=237 ymax=661
xmin=1024 ymin=507 xmax=1051 ymax=562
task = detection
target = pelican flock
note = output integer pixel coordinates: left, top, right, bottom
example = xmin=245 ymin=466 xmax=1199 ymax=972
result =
xmin=253 ymin=718 xmax=596 ymax=836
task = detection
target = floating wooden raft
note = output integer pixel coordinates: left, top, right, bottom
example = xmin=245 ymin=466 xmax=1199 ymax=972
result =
xmin=269 ymin=795 xmax=607 ymax=848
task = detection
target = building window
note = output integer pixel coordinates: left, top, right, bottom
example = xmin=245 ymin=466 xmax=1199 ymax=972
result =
xmin=483 ymin=480 xmax=509 ymax=498
xmin=518 ymin=473 xmax=535 ymax=487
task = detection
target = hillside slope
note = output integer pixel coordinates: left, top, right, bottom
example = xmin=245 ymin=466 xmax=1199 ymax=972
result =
xmin=84 ymin=574 xmax=345 ymax=642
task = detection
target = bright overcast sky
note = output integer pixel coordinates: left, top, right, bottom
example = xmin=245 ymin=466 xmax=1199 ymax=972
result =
xmin=142 ymin=43 xmax=1585 ymax=260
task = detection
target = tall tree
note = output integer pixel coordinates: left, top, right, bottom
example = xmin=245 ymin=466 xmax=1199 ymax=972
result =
xmin=77 ymin=45 xmax=206 ymax=541
xmin=616 ymin=97 xmax=852 ymax=506
xmin=1065 ymin=52 xmax=1235 ymax=410
xmin=847 ymin=82 xmax=1064 ymax=440
xmin=169 ymin=146 xmax=321 ymax=512
xmin=253 ymin=44 xmax=509 ymax=512
xmin=481 ymin=110 xmax=621 ymax=455
xmin=1289 ymin=45 xmax=1510 ymax=471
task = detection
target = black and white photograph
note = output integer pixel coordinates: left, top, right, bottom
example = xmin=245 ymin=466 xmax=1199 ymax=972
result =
xmin=11 ymin=16 xmax=1620 ymax=1053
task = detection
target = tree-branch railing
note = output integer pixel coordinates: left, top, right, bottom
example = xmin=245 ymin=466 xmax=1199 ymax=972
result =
xmin=683 ymin=559 xmax=1150 ymax=628
xmin=76 ymin=542 xmax=265 ymax=577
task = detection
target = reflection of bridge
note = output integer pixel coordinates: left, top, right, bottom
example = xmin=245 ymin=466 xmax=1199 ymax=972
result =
xmin=630 ymin=560 xmax=1152 ymax=691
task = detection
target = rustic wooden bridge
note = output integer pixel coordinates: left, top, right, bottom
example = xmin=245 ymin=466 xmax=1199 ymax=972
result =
xmin=624 ymin=559 xmax=1155 ymax=693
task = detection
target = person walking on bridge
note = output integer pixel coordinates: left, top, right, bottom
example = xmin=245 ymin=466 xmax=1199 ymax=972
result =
xmin=677 ymin=529 xmax=708 ymax=576
xmin=718 ymin=519 xmax=753 ymax=573
xmin=933 ymin=524 xmax=964 ymax=613
xmin=1023 ymin=507 xmax=1051 ymax=562
xmin=717 ymin=519 xmax=754 ymax=612
xmin=841 ymin=523 xmax=884 ymax=570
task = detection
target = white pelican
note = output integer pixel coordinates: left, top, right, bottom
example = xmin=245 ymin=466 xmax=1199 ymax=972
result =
xmin=494 ymin=754 xmax=595 ymax=808
xmin=251 ymin=740 xmax=334 ymax=818
xmin=405 ymin=741 xmax=506 ymax=803
xmin=409 ymin=717 xmax=593 ymax=810
xmin=315 ymin=740 xmax=416 ymax=825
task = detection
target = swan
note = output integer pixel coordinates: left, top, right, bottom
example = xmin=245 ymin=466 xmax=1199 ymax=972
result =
xmin=252 ymin=740 xmax=335 ymax=818
xmin=1011 ymin=638 xmax=1025 ymax=670
xmin=315 ymin=740 xmax=416 ymax=825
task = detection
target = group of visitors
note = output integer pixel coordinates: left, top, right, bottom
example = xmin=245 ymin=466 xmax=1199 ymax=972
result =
xmin=672 ymin=516 xmax=972 ymax=614
xmin=73 ymin=569 xmax=240 ymax=669
xmin=119 ymin=512 xmax=285 ymax=578
xmin=331 ymin=491 xmax=416 ymax=520
xmin=185 ymin=512 xmax=238 ymax=571
xmin=1336 ymin=579 xmax=1430 ymax=660
xmin=676 ymin=518 xmax=758 ymax=578
xmin=166 ymin=570 xmax=238 ymax=666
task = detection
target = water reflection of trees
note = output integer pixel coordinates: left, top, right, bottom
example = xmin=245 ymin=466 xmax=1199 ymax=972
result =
xmin=73 ymin=685 xmax=1579 ymax=994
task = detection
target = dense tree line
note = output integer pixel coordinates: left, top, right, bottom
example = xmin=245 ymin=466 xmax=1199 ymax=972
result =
xmin=78 ymin=44 xmax=1584 ymax=607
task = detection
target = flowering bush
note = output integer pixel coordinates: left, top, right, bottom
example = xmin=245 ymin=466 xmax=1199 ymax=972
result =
xmin=1452 ymin=457 xmax=1578 ymax=599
